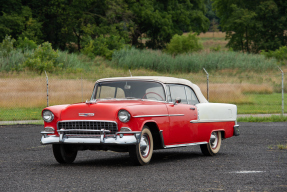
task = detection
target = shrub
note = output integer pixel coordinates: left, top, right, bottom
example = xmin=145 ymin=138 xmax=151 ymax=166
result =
xmin=0 ymin=49 xmax=26 ymax=72
xmin=23 ymin=42 xmax=62 ymax=74
xmin=0 ymin=35 xmax=16 ymax=57
xmin=81 ymin=39 xmax=96 ymax=58
xmin=210 ymin=45 xmax=221 ymax=52
xmin=165 ymin=33 xmax=203 ymax=55
xmin=57 ymin=51 xmax=93 ymax=71
xmin=82 ymin=35 xmax=128 ymax=60
xmin=261 ymin=46 xmax=287 ymax=65
xmin=0 ymin=35 xmax=27 ymax=72
xmin=16 ymin=37 xmax=38 ymax=51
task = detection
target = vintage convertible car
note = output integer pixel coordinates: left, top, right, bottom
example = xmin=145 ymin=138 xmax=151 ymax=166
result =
xmin=41 ymin=76 xmax=240 ymax=165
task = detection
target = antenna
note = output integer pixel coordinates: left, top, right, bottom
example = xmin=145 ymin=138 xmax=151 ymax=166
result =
xmin=129 ymin=69 xmax=132 ymax=77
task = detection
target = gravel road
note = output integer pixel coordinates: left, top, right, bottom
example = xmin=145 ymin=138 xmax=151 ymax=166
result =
xmin=0 ymin=122 xmax=286 ymax=192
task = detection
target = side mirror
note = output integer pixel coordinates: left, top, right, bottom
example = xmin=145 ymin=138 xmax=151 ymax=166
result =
xmin=173 ymin=97 xmax=181 ymax=105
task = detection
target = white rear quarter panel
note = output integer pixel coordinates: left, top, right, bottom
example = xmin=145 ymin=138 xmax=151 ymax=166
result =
xmin=195 ymin=103 xmax=237 ymax=122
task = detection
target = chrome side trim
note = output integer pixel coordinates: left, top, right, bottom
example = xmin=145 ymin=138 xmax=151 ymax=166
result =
xmin=164 ymin=142 xmax=208 ymax=148
xmin=190 ymin=119 xmax=236 ymax=123
xmin=159 ymin=130 xmax=208 ymax=149
xmin=134 ymin=114 xmax=168 ymax=118
xmin=133 ymin=114 xmax=184 ymax=118
xmin=168 ymin=114 xmax=185 ymax=117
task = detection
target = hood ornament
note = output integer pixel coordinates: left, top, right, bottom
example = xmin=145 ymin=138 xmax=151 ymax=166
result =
xmin=79 ymin=113 xmax=94 ymax=117
xmin=86 ymin=99 xmax=97 ymax=104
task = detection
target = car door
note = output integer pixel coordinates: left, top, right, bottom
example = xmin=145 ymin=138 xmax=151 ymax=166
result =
xmin=166 ymin=84 xmax=199 ymax=144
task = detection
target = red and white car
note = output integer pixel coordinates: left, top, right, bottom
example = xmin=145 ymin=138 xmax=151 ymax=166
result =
xmin=41 ymin=76 xmax=240 ymax=165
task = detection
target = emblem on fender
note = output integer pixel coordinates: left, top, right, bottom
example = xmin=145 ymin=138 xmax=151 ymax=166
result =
xmin=79 ymin=113 xmax=94 ymax=117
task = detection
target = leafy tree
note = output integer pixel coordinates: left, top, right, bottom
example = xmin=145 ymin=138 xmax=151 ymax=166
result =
xmin=0 ymin=5 xmax=42 ymax=43
xmin=205 ymin=0 xmax=220 ymax=30
xmin=2 ymin=0 xmax=210 ymax=51
xmin=23 ymin=0 xmax=131 ymax=51
xmin=213 ymin=0 xmax=287 ymax=53
xmin=128 ymin=0 xmax=210 ymax=49
xmin=0 ymin=0 xmax=22 ymax=16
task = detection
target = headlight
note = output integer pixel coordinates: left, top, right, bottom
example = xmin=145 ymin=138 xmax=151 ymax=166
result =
xmin=118 ymin=110 xmax=131 ymax=123
xmin=42 ymin=110 xmax=54 ymax=122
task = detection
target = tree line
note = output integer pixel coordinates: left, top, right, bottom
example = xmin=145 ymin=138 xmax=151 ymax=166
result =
xmin=0 ymin=0 xmax=286 ymax=54
xmin=0 ymin=0 xmax=209 ymax=51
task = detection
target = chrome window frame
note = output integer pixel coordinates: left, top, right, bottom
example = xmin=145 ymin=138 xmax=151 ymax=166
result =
xmin=90 ymin=79 xmax=168 ymax=103
xmin=165 ymin=84 xmax=200 ymax=105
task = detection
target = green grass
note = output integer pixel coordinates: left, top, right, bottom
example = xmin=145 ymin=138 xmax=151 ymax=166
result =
xmin=238 ymin=115 xmax=287 ymax=122
xmin=267 ymin=144 xmax=287 ymax=150
xmin=277 ymin=144 xmax=287 ymax=150
xmin=237 ymin=93 xmax=287 ymax=114
xmin=0 ymin=107 xmax=43 ymax=121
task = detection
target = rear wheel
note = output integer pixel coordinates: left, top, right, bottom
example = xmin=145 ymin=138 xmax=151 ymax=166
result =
xmin=52 ymin=144 xmax=78 ymax=164
xmin=200 ymin=131 xmax=222 ymax=156
xmin=129 ymin=126 xmax=153 ymax=165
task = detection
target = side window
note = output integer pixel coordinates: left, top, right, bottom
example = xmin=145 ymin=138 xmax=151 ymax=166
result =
xmin=96 ymin=86 xmax=125 ymax=99
xmin=185 ymin=86 xmax=199 ymax=105
xmin=145 ymin=87 xmax=165 ymax=101
xmin=168 ymin=84 xmax=188 ymax=104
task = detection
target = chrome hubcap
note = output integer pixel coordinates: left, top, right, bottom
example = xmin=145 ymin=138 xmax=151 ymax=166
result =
xmin=210 ymin=132 xmax=218 ymax=149
xmin=140 ymin=134 xmax=150 ymax=157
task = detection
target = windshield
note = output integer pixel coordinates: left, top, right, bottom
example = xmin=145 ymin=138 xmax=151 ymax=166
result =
xmin=91 ymin=80 xmax=166 ymax=101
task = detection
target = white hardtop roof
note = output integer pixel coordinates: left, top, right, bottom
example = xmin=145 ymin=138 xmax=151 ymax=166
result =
xmin=96 ymin=76 xmax=208 ymax=103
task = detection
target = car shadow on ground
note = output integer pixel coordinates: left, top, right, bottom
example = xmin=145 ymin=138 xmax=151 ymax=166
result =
xmin=47 ymin=150 xmax=207 ymax=167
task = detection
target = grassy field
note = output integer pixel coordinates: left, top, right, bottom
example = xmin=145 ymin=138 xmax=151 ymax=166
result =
xmin=0 ymin=74 xmax=286 ymax=121
xmin=1 ymin=92 xmax=285 ymax=121
xmin=237 ymin=93 xmax=286 ymax=114
xmin=197 ymin=32 xmax=229 ymax=52
xmin=0 ymin=32 xmax=286 ymax=121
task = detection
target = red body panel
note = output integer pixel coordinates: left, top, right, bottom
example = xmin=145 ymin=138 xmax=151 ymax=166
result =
xmin=195 ymin=121 xmax=235 ymax=143
xmin=166 ymin=103 xmax=197 ymax=144
xmin=43 ymin=100 xmax=236 ymax=145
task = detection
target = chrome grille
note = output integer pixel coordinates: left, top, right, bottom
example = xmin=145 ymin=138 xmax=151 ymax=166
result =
xmin=57 ymin=121 xmax=118 ymax=135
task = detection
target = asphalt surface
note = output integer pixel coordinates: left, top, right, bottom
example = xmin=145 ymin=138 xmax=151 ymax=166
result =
xmin=0 ymin=123 xmax=286 ymax=192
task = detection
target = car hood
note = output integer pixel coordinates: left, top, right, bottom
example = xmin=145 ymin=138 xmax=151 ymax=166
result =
xmin=59 ymin=100 xmax=165 ymax=121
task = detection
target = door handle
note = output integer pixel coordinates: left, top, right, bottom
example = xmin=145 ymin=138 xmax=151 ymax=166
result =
xmin=190 ymin=107 xmax=195 ymax=110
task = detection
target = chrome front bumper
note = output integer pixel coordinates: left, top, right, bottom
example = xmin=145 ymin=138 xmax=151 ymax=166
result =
xmin=41 ymin=129 xmax=142 ymax=145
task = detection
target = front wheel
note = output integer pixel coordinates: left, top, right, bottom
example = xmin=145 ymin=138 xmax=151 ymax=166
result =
xmin=200 ymin=131 xmax=222 ymax=156
xmin=52 ymin=144 xmax=78 ymax=164
xmin=129 ymin=126 xmax=153 ymax=165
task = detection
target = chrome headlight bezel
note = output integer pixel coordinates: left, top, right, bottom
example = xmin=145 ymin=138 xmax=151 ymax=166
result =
xmin=42 ymin=110 xmax=54 ymax=123
xmin=118 ymin=110 xmax=131 ymax=123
